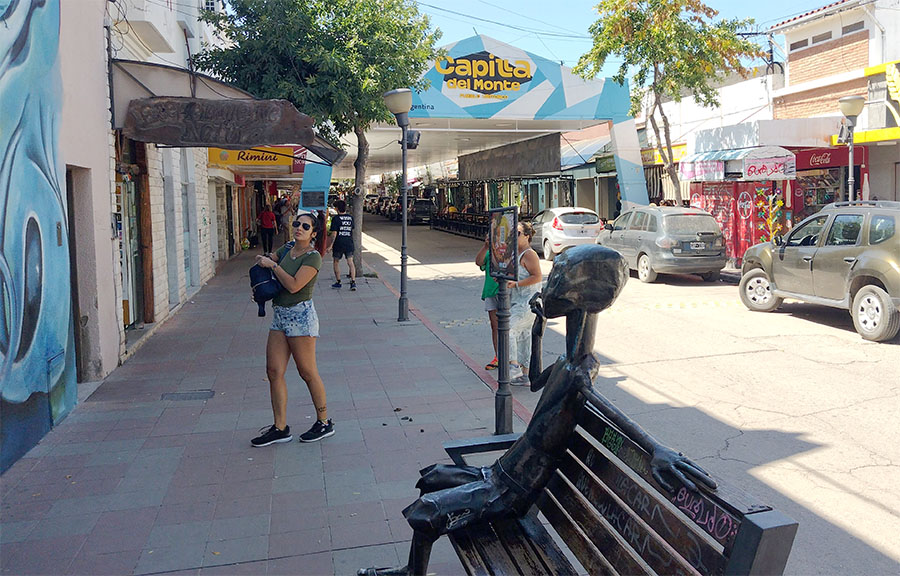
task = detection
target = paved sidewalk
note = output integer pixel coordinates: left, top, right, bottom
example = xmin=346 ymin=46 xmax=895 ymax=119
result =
xmin=0 ymin=252 xmax=525 ymax=575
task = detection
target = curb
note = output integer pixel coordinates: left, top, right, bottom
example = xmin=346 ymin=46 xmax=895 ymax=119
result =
xmin=364 ymin=262 xmax=533 ymax=425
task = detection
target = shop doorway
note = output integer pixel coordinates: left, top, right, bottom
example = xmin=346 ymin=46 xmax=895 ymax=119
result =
xmin=226 ymin=186 xmax=235 ymax=257
xmin=116 ymin=177 xmax=143 ymax=328
xmin=65 ymin=168 xmax=85 ymax=383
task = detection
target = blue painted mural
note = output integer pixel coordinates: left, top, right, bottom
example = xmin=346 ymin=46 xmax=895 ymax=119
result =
xmin=1 ymin=0 xmax=77 ymax=472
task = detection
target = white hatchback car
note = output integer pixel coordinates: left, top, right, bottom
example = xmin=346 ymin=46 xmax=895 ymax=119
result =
xmin=529 ymin=207 xmax=604 ymax=260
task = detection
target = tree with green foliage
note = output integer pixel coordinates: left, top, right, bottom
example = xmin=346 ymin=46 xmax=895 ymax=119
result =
xmin=195 ymin=0 xmax=440 ymax=269
xmin=575 ymin=0 xmax=763 ymax=203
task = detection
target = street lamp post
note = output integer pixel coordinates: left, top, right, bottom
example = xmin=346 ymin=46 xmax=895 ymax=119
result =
xmin=839 ymin=95 xmax=865 ymax=202
xmin=383 ymin=89 xmax=413 ymax=322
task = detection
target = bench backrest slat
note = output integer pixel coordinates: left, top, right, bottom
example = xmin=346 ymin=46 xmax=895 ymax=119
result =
xmin=558 ymin=448 xmax=707 ymax=576
xmin=576 ymin=404 xmax=766 ymax=551
xmin=567 ymin=432 xmax=728 ymax=575
xmin=543 ymin=473 xmax=653 ymax=575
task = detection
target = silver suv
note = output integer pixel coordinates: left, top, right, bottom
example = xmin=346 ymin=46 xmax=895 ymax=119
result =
xmin=740 ymin=201 xmax=900 ymax=342
xmin=597 ymin=206 xmax=727 ymax=283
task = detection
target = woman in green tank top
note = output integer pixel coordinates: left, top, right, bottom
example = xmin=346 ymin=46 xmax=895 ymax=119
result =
xmin=250 ymin=212 xmax=334 ymax=446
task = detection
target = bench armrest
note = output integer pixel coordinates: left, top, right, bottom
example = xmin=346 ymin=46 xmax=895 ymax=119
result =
xmin=443 ymin=433 xmax=522 ymax=466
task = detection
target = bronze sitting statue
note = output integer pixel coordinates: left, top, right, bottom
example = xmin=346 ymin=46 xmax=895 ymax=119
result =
xmin=362 ymin=244 xmax=716 ymax=576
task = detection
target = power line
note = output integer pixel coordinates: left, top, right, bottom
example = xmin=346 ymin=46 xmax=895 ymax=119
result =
xmin=416 ymin=1 xmax=592 ymax=39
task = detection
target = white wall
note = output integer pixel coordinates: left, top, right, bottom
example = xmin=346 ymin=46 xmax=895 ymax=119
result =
xmin=868 ymin=145 xmax=900 ymax=201
xmin=636 ymin=69 xmax=782 ymax=151
xmin=59 ymin=0 xmax=122 ymax=380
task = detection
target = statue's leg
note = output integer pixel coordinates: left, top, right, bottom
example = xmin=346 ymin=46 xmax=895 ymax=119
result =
xmin=356 ymin=530 xmax=435 ymax=576
xmin=408 ymin=530 xmax=436 ymax=576
xmin=416 ymin=463 xmax=483 ymax=494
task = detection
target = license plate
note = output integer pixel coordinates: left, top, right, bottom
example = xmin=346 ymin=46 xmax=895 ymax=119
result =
xmin=690 ymin=241 xmax=705 ymax=249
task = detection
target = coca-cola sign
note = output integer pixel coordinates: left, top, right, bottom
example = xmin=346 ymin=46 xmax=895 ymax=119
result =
xmin=795 ymin=147 xmax=865 ymax=171
xmin=808 ymin=151 xmax=832 ymax=167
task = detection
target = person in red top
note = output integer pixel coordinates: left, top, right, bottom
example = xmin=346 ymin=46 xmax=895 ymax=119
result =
xmin=258 ymin=204 xmax=278 ymax=253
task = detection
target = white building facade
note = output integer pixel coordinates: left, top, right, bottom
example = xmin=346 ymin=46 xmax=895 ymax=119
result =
xmin=58 ymin=0 xmax=229 ymax=386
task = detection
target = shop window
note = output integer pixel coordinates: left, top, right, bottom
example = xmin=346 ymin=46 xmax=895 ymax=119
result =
xmin=825 ymin=214 xmax=863 ymax=246
xmin=812 ymin=31 xmax=833 ymax=44
xmin=790 ymin=38 xmax=808 ymax=51
xmin=869 ymin=215 xmax=895 ymax=245
xmin=842 ymin=21 xmax=864 ymax=35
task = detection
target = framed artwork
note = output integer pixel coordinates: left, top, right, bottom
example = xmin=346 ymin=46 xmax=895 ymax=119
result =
xmin=489 ymin=206 xmax=518 ymax=281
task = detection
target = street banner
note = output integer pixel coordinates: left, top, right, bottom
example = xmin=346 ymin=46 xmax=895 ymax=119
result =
xmin=489 ymin=206 xmax=518 ymax=281
xmin=411 ymin=35 xmax=631 ymax=122
xmin=299 ymin=162 xmax=332 ymax=211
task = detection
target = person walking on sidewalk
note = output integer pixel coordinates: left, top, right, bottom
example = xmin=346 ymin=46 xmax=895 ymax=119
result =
xmin=507 ymin=222 xmax=542 ymax=384
xmin=251 ymin=212 xmax=334 ymax=446
xmin=475 ymin=236 xmax=500 ymax=371
xmin=258 ymin=204 xmax=278 ymax=254
xmin=277 ymin=195 xmax=294 ymax=245
xmin=327 ymin=199 xmax=357 ymax=291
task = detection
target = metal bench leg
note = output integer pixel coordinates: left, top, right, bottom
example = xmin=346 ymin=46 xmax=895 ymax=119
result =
xmin=358 ymin=531 xmax=436 ymax=576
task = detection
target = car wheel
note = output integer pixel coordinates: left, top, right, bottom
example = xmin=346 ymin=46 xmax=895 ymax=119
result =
xmin=700 ymin=270 xmax=720 ymax=282
xmin=543 ymin=241 xmax=555 ymax=261
xmin=851 ymin=285 xmax=900 ymax=342
xmin=637 ymin=254 xmax=657 ymax=283
xmin=739 ymin=269 xmax=782 ymax=312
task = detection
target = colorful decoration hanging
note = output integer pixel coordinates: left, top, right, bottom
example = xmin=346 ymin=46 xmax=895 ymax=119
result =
xmin=755 ymin=187 xmax=784 ymax=242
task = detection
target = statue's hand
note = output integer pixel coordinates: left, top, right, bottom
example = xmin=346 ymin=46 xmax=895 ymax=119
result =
xmin=650 ymin=445 xmax=717 ymax=493
xmin=529 ymin=292 xmax=544 ymax=318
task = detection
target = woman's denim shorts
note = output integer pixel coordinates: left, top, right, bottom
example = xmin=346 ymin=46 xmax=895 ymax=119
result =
xmin=271 ymin=300 xmax=319 ymax=337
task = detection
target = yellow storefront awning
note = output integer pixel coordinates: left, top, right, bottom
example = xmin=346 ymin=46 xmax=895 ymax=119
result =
xmin=830 ymin=126 xmax=900 ymax=146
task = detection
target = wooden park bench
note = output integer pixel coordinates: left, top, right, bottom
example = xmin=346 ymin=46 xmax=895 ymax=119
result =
xmin=397 ymin=400 xmax=798 ymax=576
xmin=363 ymin=244 xmax=797 ymax=576
xmin=433 ymin=401 xmax=798 ymax=576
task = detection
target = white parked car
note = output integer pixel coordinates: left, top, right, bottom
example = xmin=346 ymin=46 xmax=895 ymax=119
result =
xmin=530 ymin=207 xmax=604 ymax=260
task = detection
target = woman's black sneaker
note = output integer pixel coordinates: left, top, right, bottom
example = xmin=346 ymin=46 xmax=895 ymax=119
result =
xmin=299 ymin=419 xmax=335 ymax=442
xmin=251 ymin=425 xmax=292 ymax=447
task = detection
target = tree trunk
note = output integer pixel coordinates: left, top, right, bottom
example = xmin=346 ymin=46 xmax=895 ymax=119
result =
xmin=654 ymin=92 xmax=682 ymax=204
xmin=352 ymin=123 xmax=368 ymax=273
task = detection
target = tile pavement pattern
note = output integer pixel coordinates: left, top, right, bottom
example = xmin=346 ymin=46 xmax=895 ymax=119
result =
xmin=0 ymin=253 xmax=515 ymax=575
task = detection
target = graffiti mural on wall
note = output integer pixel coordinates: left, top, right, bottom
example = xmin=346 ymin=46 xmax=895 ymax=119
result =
xmin=1 ymin=0 xmax=77 ymax=472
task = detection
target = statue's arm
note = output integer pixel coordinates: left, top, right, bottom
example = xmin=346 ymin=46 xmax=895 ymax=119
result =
xmin=574 ymin=372 xmax=717 ymax=493
xmin=528 ymin=293 xmax=551 ymax=391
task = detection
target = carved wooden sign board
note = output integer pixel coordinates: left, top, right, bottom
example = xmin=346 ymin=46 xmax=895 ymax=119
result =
xmin=123 ymin=97 xmax=316 ymax=149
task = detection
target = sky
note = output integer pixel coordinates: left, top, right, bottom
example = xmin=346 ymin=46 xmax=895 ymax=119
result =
xmin=417 ymin=0 xmax=839 ymax=74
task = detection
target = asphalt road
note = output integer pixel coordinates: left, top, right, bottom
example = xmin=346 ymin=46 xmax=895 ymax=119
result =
xmin=357 ymin=212 xmax=900 ymax=575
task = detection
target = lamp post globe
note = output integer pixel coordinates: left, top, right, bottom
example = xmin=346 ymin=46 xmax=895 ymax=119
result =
xmin=383 ymin=88 xmax=413 ymax=321
xmin=839 ymin=95 xmax=865 ymax=202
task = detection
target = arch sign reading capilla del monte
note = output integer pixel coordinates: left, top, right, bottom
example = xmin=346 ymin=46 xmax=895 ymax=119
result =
xmin=350 ymin=35 xmax=648 ymax=209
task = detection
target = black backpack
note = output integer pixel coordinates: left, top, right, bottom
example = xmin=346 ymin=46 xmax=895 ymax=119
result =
xmin=249 ymin=242 xmax=293 ymax=316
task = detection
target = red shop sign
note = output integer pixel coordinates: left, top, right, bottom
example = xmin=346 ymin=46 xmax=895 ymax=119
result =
xmin=795 ymin=146 xmax=866 ymax=171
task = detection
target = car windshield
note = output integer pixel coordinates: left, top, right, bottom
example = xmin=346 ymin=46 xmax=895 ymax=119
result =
xmin=664 ymin=214 xmax=720 ymax=234
xmin=559 ymin=212 xmax=599 ymax=225
xmin=414 ymin=200 xmax=433 ymax=206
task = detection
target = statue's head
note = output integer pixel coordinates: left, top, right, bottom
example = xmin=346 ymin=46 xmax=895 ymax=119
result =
xmin=541 ymin=245 xmax=628 ymax=318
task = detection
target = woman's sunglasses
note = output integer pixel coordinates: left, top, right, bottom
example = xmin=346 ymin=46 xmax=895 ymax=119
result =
xmin=292 ymin=221 xmax=312 ymax=231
